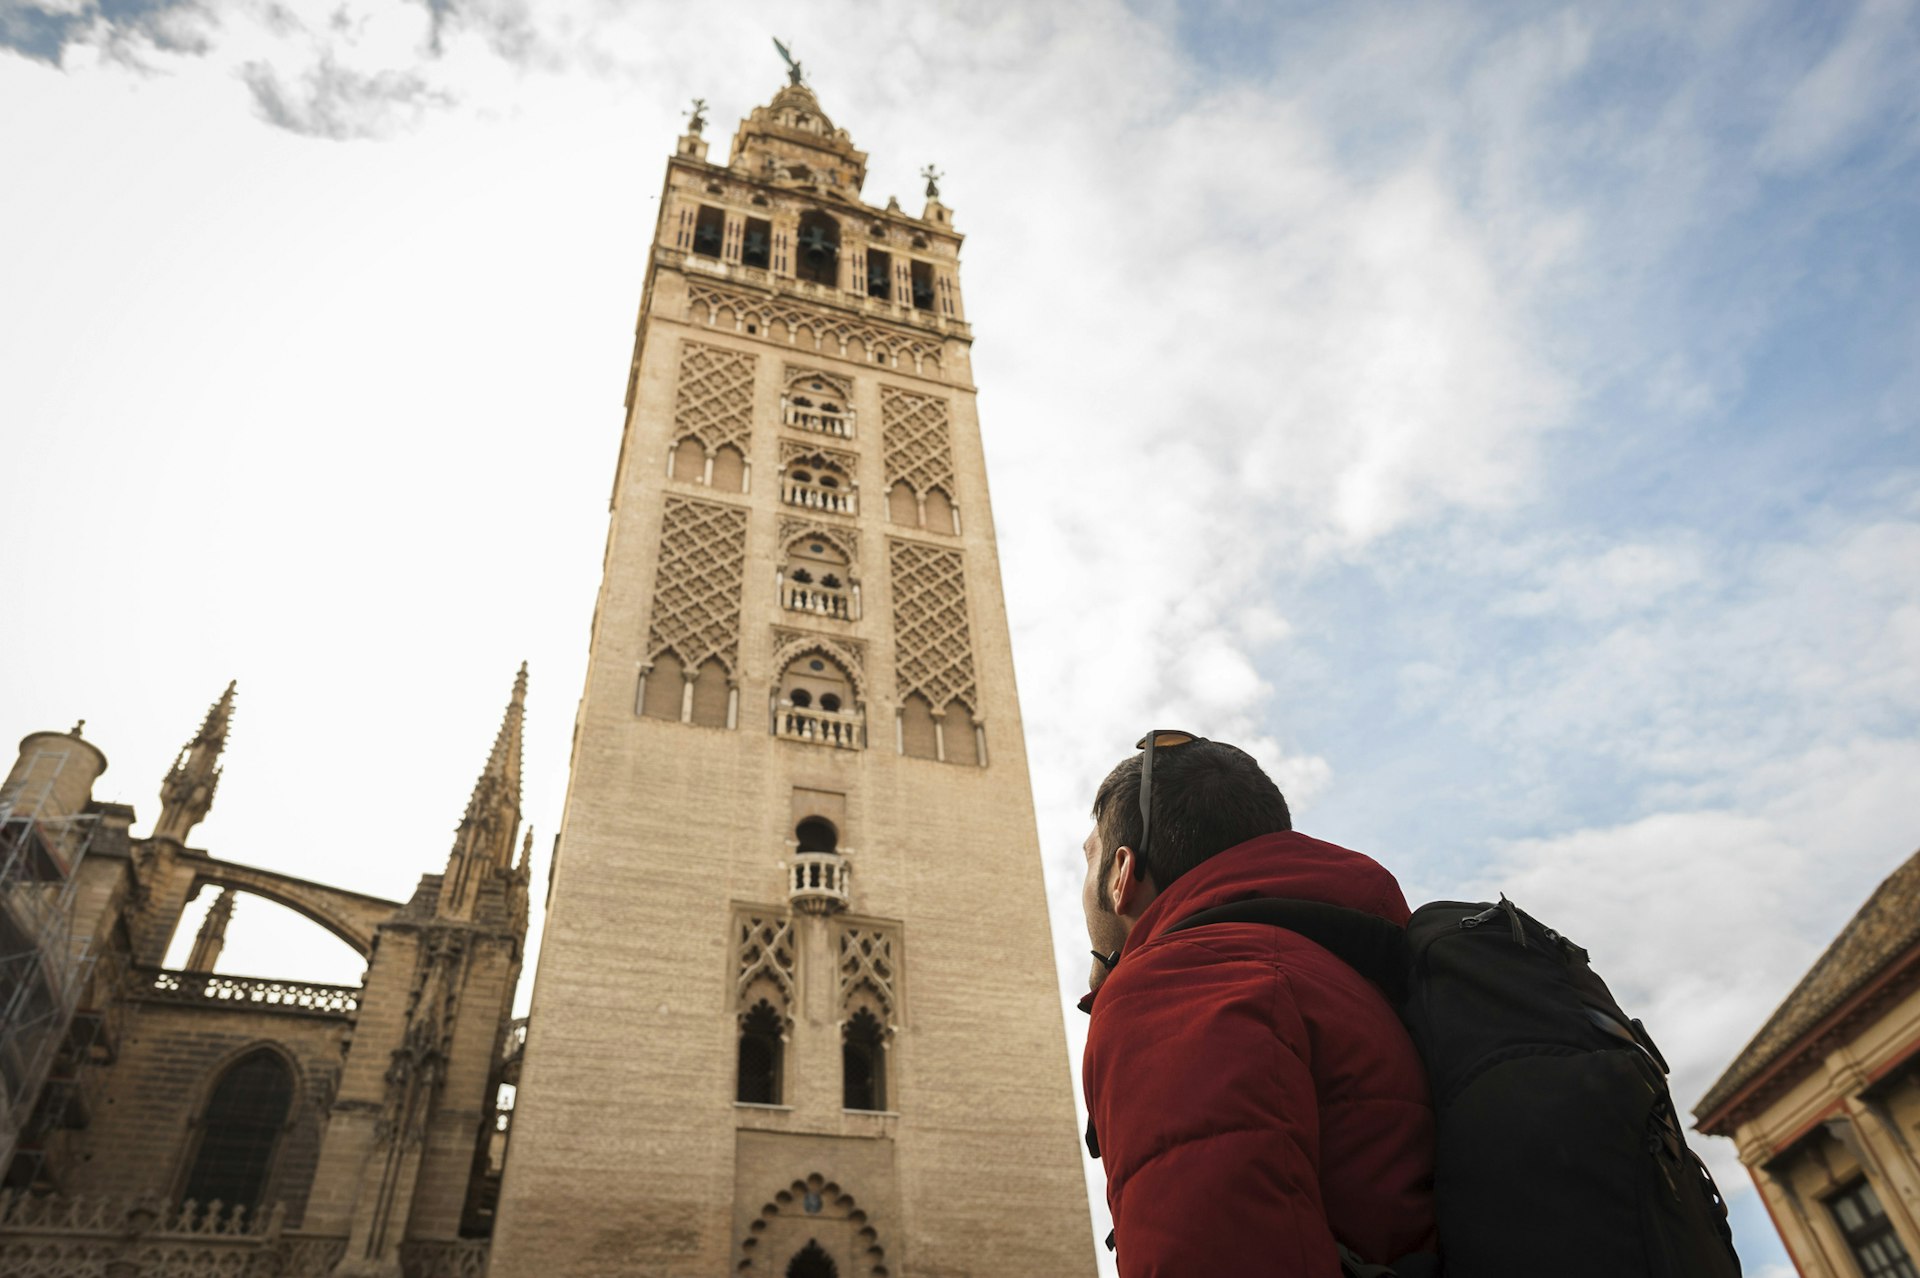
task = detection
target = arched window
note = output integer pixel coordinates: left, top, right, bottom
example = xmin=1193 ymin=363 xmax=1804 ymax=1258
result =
xmin=787 ymin=1241 xmax=838 ymax=1278
xmin=181 ymin=1048 xmax=293 ymax=1212
xmin=641 ymin=652 xmax=685 ymax=720
xmin=899 ymin=693 xmax=937 ymax=760
xmin=781 ymin=537 xmax=856 ymax=620
xmin=944 ymin=702 xmax=979 ymax=766
xmin=710 ymin=444 xmax=746 ymax=493
xmin=742 ymin=216 xmax=772 ymax=268
xmin=843 ymin=1009 xmax=886 ymax=1112
xmin=886 ymin=481 xmax=917 ymax=526
xmin=795 ymin=211 xmax=840 ymax=286
xmin=692 ymin=204 xmax=725 ymax=259
xmin=737 ymin=1000 xmax=784 ymax=1105
xmin=866 ymin=247 xmax=892 ymax=299
xmin=923 ymin=486 xmax=956 ymax=535
xmin=669 ymin=437 xmax=706 ymax=483
xmin=909 ymin=260 xmax=936 ymax=311
xmin=690 ymin=656 xmax=731 ymax=728
xmin=776 ymin=652 xmax=861 ymax=750
xmin=796 ymin=817 xmax=837 ymax=853
xmin=783 ymin=454 xmax=855 ymax=514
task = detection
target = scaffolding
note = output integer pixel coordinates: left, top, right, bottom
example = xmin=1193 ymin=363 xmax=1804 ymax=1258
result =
xmin=0 ymin=744 xmax=100 ymax=1178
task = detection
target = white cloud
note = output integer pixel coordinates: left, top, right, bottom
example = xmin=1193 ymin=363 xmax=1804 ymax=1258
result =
xmin=1759 ymin=0 xmax=1920 ymax=172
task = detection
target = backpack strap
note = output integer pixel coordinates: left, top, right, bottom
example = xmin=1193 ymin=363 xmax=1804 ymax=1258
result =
xmin=1165 ymin=897 xmax=1411 ymax=1002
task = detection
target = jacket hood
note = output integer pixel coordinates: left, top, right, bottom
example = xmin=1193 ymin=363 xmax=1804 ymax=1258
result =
xmin=1124 ymin=831 xmax=1411 ymax=958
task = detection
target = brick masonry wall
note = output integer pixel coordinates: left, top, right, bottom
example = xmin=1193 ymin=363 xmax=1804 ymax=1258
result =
xmin=65 ymin=999 xmax=348 ymax=1228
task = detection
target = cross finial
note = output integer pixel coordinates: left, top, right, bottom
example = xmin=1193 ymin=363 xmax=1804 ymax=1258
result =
xmin=921 ymin=165 xmax=943 ymax=200
xmin=685 ymin=97 xmax=707 ymax=135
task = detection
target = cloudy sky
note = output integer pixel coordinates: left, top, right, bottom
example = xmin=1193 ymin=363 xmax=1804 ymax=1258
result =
xmin=5 ymin=0 xmax=1919 ymax=1271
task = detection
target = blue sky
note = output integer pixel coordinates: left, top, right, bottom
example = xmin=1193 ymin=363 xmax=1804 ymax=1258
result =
xmin=4 ymin=1 xmax=1918 ymax=1272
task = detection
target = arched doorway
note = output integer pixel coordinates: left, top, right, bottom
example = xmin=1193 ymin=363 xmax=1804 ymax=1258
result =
xmin=787 ymin=1240 xmax=838 ymax=1278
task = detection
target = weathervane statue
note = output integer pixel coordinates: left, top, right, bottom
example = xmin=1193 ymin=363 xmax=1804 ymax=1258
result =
xmin=773 ymin=37 xmax=805 ymax=87
xmin=922 ymin=164 xmax=944 ymax=200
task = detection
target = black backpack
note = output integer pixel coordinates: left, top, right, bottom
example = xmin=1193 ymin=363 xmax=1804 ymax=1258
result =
xmin=1165 ymin=894 xmax=1742 ymax=1278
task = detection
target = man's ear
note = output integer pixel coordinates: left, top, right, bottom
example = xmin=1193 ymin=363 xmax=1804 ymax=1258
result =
xmin=1108 ymin=845 xmax=1154 ymax=918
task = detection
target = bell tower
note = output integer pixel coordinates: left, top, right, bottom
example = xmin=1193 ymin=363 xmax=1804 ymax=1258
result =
xmin=489 ymin=75 xmax=1094 ymax=1277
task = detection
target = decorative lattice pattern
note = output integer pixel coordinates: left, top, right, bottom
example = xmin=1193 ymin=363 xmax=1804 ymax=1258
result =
xmin=736 ymin=913 xmax=797 ymax=1013
xmin=672 ymin=341 xmax=756 ymax=452
xmin=686 ymin=281 xmax=945 ymax=378
xmin=647 ymin=497 xmax=748 ymax=675
xmin=882 ymin=387 xmax=955 ymax=499
xmin=890 ymin=541 xmax=977 ymax=714
xmin=837 ymin=925 xmax=898 ymax=1023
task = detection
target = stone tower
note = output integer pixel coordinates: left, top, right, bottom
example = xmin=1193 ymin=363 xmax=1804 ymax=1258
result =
xmin=488 ymin=80 xmax=1095 ymax=1277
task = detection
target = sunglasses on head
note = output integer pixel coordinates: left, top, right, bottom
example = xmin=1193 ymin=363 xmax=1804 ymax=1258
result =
xmin=1092 ymin=729 xmax=1203 ymax=976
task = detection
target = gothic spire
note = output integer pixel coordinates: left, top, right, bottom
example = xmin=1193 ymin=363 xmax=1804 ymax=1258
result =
xmin=153 ymin=680 xmax=236 ymax=845
xmin=439 ymin=664 xmax=527 ymax=917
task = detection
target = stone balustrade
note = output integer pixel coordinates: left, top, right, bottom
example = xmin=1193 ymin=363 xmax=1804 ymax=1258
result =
xmin=788 ymin=851 xmax=850 ymax=915
xmin=0 ymin=1191 xmax=486 ymax=1278
xmin=782 ymin=477 xmax=856 ymax=515
xmin=776 ymin=705 xmax=864 ymax=750
xmin=138 ymin=967 xmax=359 ymax=1017
xmin=784 ymin=403 xmax=854 ymax=439
xmin=784 ymin=583 xmax=853 ymax=620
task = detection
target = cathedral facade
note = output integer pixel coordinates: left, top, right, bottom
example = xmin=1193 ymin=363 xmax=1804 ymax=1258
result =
xmin=0 ymin=673 xmax=530 ymax=1277
xmin=486 ymin=83 xmax=1093 ymax=1277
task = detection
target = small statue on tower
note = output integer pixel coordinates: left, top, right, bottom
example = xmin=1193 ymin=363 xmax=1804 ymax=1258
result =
xmin=921 ymin=165 xmax=944 ymax=200
xmin=773 ymin=37 xmax=805 ymax=87
xmin=684 ymin=97 xmax=708 ymax=135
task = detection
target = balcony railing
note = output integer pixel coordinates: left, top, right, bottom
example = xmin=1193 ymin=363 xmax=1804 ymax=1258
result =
xmin=784 ymin=403 xmax=854 ymax=439
xmin=783 ymin=583 xmax=854 ymax=620
xmin=138 ymin=968 xmax=359 ymax=1017
xmin=776 ymin=705 xmax=864 ymax=750
xmin=782 ymin=477 xmax=856 ymax=515
xmin=788 ymin=852 xmax=850 ymax=915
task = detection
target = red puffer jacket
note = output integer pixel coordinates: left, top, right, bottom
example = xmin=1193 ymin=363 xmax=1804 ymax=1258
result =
xmin=1082 ymin=832 xmax=1436 ymax=1276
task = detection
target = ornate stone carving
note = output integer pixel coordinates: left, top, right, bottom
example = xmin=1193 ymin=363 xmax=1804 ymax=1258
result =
xmin=646 ymin=497 xmax=749 ymax=676
xmin=738 ymin=1175 xmax=888 ymax=1278
xmin=770 ymin=631 xmax=868 ymax=703
xmin=736 ymin=913 xmax=797 ymax=1018
xmin=777 ymin=518 xmax=859 ymax=567
xmin=685 ymin=281 xmax=945 ymax=379
xmin=836 ymin=924 xmax=898 ymax=1026
xmin=671 ymin=341 xmax=756 ymax=454
xmin=888 ymin=541 xmax=977 ymax=717
xmin=881 ymin=386 xmax=954 ymax=501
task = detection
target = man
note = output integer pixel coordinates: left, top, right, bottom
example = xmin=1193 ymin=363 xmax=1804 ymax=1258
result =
xmin=1080 ymin=732 xmax=1435 ymax=1276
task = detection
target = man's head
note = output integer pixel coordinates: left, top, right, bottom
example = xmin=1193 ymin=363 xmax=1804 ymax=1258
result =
xmin=1081 ymin=736 xmax=1292 ymax=987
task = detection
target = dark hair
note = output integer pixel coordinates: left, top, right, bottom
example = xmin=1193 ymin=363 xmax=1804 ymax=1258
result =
xmin=1091 ymin=738 xmax=1291 ymax=899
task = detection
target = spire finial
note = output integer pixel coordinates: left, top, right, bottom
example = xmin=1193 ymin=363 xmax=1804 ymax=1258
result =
xmin=152 ymin=680 xmax=238 ymax=845
xmin=439 ymin=665 xmax=530 ymax=917
xmin=685 ymin=97 xmax=708 ymax=135
xmin=921 ymin=165 xmax=943 ymax=200
xmin=70 ymin=719 xmax=86 ymax=737
xmin=773 ymin=36 xmax=804 ymax=86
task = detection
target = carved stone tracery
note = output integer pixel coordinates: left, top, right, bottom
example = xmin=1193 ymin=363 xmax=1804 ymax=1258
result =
xmin=836 ymin=924 xmax=898 ymax=1029
xmin=888 ymin=541 xmax=977 ymax=718
xmin=646 ymin=497 xmax=749 ymax=677
xmin=671 ymin=340 xmax=757 ymax=454
xmin=881 ymin=387 xmax=954 ymax=500
xmin=736 ymin=912 xmax=797 ymax=1027
xmin=686 ymin=280 xmax=944 ymax=379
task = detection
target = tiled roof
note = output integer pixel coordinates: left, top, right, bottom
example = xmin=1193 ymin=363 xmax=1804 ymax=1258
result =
xmin=1696 ymin=845 xmax=1920 ymax=1123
